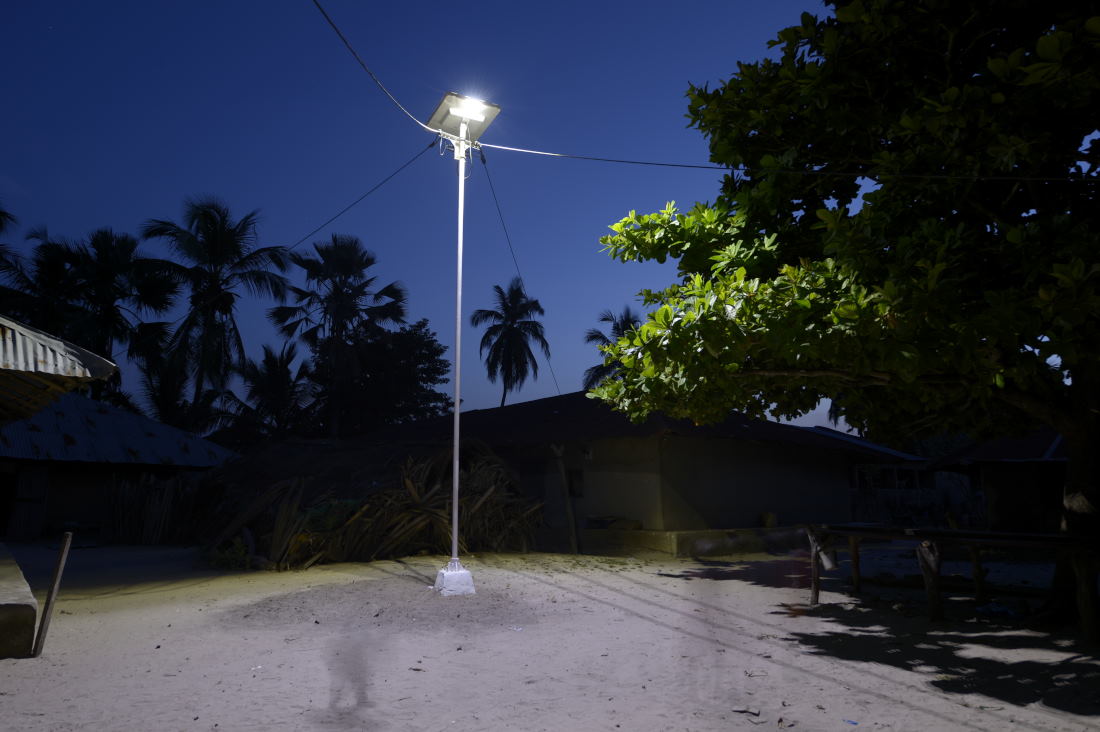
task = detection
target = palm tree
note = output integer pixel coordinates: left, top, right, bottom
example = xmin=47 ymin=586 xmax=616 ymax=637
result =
xmin=141 ymin=197 xmax=289 ymax=402
xmin=228 ymin=342 xmax=313 ymax=439
xmin=0 ymin=230 xmax=83 ymax=336
xmin=137 ymin=337 xmax=224 ymax=434
xmin=137 ymin=352 xmax=223 ymax=431
xmin=0 ymin=200 xmax=15 ymax=236
xmin=582 ymin=306 xmax=642 ymax=390
xmin=471 ymin=277 xmax=551 ymax=407
xmin=268 ymin=234 xmax=406 ymax=347
xmin=28 ymin=228 xmax=178 ymax=359
xmin=268 ymin=233 xmax=406 ymax=437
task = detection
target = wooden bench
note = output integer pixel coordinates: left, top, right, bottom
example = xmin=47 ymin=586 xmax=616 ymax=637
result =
xmin=805 ymin=524 xmax=1100 ymax=644
xmin=0 ymin=543 xmax=38 ymax=658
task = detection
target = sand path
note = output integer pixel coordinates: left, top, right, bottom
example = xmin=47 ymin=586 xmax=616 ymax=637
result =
xmin=2 ymin=546 xmax=1097 ymax=731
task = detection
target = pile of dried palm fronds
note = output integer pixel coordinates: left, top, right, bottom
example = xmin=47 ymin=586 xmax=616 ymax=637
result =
xmin=205 ymin=444 xmax=541 ymax=570
xmin=106 ymin=474 xmax=200 ymax=545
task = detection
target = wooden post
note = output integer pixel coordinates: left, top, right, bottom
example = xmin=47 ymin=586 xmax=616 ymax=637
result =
xmin=806 ymin=527 xmax=824 ymax=604
xmin=810 ymin=542 xmax=821 ymax=605
xmin=848 ymin=535 xmax=861 ymax=594
xmin=33 ymin=531 xmax=73 ymax=657
xmin=916 ymin=540 xmax=943 ymax=621
xmin=1071 ymin=553 xmax=1097 ymax=646
xmin=968 ymin=546 xmax=986 ymax=603
xmin=551 ymin=444 xmax=579 ymax=554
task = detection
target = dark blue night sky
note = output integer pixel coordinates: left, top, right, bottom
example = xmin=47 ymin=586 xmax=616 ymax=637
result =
xmin=1 ymin=0 xmax=828 ymax=414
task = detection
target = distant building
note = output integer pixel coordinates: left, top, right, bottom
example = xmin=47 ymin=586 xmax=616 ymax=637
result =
xmin=436 ymin=392 xmax=922 ymax=552
xmin=0 ymin=393 xmax=235 ymax=541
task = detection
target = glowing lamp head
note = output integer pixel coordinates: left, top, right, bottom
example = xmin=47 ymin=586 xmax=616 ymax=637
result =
xmin=428 ymin=92 xmax=500 ymax=142
xmin=451 ymin=97 xmax=488 ymax=122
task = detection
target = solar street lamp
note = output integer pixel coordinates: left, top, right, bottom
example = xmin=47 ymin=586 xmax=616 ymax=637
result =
xmin=429 ymin=92 xmax=500 ymax=596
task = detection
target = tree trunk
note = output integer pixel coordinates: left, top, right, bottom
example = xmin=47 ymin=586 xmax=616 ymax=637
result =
xmin=1042 ymin=422 xmax=1099 ymax=635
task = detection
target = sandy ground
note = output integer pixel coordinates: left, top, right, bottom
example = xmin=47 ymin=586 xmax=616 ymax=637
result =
xmin=2 ymin=544 xmax=1099 ymax=732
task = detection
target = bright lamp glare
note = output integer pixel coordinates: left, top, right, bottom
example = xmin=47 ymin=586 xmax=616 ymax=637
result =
xmin=450 ymin=98 xmax=487 ymax=121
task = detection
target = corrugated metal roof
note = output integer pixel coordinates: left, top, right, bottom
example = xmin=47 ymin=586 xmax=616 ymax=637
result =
xmin=0 ymin=392 xmax=235 ymax=468
xmin=0 ymin=316 xmax=117 ymax=424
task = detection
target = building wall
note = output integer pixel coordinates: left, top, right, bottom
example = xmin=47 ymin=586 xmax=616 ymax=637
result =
xmin=658 ymin=435 xmax=853 ymax=530
xmin=508 ymin=434 xmax=860 ymax=546
xmin=0 ymin=461 xmax=195 ymax=541
xmin=570 ymin=436 xmax=665 ymax=530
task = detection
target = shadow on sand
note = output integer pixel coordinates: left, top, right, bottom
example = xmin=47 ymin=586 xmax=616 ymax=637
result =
xmin=656 ymin=555 xmax=813 ymax=589
xmin=660 ymin=554 xmax=1100 ymax=718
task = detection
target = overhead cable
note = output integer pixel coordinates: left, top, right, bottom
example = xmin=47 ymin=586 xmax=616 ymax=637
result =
xmin=309 ymin=0 xmax=435 ymax=134
xmin=288 ymin=140 xmax=435 ymax=251
xmin=478 ymin=148 xmax=562 ymax=396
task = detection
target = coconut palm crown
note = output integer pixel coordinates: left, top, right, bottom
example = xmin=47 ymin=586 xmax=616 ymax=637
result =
xmin=141 ymin=196 xmax=289 ymax=402
xmin=582 ymin=306 xmax=642 ymax=390
xmin=267 ymin=233 xmax=407 ymax=347
xmin=471 ymin=277 xmax=551 ymax=407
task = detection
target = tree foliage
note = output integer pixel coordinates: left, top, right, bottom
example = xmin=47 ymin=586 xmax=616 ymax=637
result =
xmin=268 ymin=234 xmax=407 ymax=437
xmin=593 ymin=1 xmax=1099 ymax=521
xmin=308 ymin=319 xmax=450 ymax=435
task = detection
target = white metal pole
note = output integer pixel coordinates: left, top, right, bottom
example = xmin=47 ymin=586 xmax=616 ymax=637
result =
xmin=449 ymin=122 xmax=468 ymax=569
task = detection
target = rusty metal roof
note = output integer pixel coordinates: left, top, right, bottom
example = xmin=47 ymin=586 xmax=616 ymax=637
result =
xmin=0 ymin=393 xmax=234 ymax=468
xmin=0 ymin=316 xmax=117 ymax=424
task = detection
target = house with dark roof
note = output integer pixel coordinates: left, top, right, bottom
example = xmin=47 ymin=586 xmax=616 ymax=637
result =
xmin=934 ymin=427 xmax=1066 ymax=532
xmin=0 ymin=393 xmax=235 ymax=540
xmin=440 ymin=392 xmax=920 ymax=553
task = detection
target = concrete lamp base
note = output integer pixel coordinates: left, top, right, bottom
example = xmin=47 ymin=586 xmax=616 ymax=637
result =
xmin=434 ymin=560 xmax=475 ymax=597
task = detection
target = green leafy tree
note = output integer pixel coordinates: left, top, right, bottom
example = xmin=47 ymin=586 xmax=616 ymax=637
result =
xmin=593 ymin=3 xmax=1099 ymax=536
xmin=471 ymin=277 xmax=551 ymax=407
xmin=583 ymin=306 xmax=642 ymax=390
xmin=268 ymin=233 xmax=406 ymax=437
xmin=142 ymin=197 xmax=289 ymax=402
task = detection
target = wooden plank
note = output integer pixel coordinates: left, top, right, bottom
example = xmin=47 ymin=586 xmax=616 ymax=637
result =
xmin=32 ymin=531 xmax=72 ymax=657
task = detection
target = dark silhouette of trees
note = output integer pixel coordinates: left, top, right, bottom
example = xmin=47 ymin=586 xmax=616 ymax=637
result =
xmin=224 ymin=342 xmax=312 ymax=440
xmin=0 ymin=227 xmax=178 ymax=360
xmin=308 ymin=319 xmax=450 ymax=435
xmin=142 ymin=197 xmax=288 ymax=403
xmin=268 ymin=234 xmax=406 ymax=437
xmin=0 ymin=201 xmax=16 ymax=236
